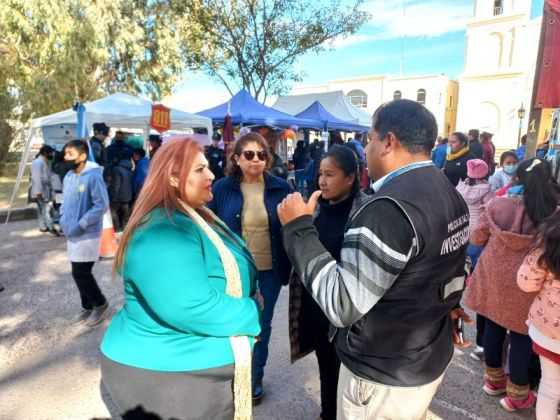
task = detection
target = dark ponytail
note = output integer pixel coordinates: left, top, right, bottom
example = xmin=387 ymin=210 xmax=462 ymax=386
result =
xmin=533 ymin=211 xmax=560 ymax=279
xmin=516 ymin=158 xmax=558 ymax=226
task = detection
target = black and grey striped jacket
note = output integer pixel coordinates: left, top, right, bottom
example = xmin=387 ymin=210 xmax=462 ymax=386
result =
xmin=283 ymin=165 xmax=469 ymax=386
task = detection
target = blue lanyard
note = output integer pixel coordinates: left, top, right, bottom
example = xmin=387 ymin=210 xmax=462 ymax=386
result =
xmin=380 ymin=162 xmax=435 ymax=189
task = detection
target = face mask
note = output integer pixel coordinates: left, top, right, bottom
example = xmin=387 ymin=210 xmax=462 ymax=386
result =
xmin=64 ymin=160 xmax=80 ymax=171
xmin=503 ymin=165 xmax=518 ymax=175
xmin=446 ymin=145 xmax=452 ymax=154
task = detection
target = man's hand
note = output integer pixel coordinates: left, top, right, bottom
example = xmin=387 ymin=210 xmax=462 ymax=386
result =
xmin=277 ymin=190 xmax=321 ymax=225
xmin=36 ymin=193 xmax=43 ymax=201
xmin=450 ymin=307 xmax=474 ymax=348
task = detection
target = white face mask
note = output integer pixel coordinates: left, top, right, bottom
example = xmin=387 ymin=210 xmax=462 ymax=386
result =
xmin=446 ymin=145 xmax=452 ymax=154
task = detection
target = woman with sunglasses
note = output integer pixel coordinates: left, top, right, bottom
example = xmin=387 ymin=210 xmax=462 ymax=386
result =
xmin=208 ymin=132 xmax=293 ymax=404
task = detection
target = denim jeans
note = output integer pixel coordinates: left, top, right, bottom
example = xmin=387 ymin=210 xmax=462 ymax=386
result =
xmin=252 ymin=269 xmax=282 ymax=384
xmin=484 ymin=317 xmax=532 ymax=386
xmin=36 ymin=199 xmax=54 ymax=230
xmin=294 ymin=169 xmax=305 ymax=195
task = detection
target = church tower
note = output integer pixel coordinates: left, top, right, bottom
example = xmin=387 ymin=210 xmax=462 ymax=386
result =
xmin=456 ymin=0 xmax=540 ymax=150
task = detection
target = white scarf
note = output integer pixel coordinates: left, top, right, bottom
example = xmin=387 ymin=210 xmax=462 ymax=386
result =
xmin=179 ymin=200 xmax=253 ymax=419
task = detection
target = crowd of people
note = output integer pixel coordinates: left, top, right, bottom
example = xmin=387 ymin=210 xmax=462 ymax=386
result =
xmin=24 ymin=97 xmax=560 ymax=419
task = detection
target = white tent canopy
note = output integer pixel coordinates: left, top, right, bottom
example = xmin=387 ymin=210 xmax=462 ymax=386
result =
xmin=30 ymin=92 xmax=213 ymax=133
xmin=273 ymin=91 xmax=372 ymax=128
xmin=6 ymin=92 xmax=213 ymax=222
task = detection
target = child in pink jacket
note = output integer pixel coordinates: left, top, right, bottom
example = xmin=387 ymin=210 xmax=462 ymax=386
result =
xmin=456 ymin=159 xmax=494 ymax=361
xmin=518 ymin=211 xmax=560 ymax=420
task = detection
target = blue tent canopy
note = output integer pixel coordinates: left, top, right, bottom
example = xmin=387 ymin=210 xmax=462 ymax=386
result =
xmin=197 ymin=89 xmax=322 ymax=129
xmin=295 ymin=101 xmax=370 ymax=132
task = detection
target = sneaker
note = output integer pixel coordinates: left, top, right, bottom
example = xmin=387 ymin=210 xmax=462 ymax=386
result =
xmin=483 ymin=378 xmax=507 ymax=396
xmin=470 ymin=345 xmax=485 ymax=361
xmin=86 ymin=302 xmax=109 ymax=327
xmin=39 ymin=228 xmax=49 ymax=233
xmin=71 ymin=309 xmax=92 ymax=325
xmin=48 ymin=228 xmax=61 ymax=237
xmin=500 ymin=391 xmax=537 ymax=412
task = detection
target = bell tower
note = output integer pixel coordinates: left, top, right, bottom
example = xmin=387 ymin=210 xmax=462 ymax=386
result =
xmin=457 ymin=0 xmax=541 ymax=150
xmin=465 ymin=0 xmax=532 ymax=74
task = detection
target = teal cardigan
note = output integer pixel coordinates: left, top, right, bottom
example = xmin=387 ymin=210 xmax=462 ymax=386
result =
xmin=101 ymin=208 xmax=261 ymax=371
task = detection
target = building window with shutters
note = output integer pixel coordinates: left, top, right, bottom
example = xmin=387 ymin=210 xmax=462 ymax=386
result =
xmin=393 ymin=90 xmax=402 ymax=100
xmin=417 ymin=89 xmax=426 ymax=104
xmin=346 ymin=90 xmax=368 ymax=108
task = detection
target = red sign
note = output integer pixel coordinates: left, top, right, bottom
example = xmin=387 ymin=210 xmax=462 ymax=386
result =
xmin=150 ymin=104 xmax=171 ymax=132
xmin=535 ymin=0 xmax=560 ymax=108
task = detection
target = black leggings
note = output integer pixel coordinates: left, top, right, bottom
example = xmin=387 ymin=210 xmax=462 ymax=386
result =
xmin=484 ymin=318 xmax=532 ymax=386
xmin=476 ymin=314 xmax=486 ymax=347
xmin=71 ymin=262 xmax=106 ymax=310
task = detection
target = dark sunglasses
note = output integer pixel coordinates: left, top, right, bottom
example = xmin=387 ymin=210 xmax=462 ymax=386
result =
xmin=243 ymin=150 xmax=268 ymax=161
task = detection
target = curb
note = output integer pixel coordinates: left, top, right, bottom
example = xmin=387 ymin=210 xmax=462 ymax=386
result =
xmin=0 ymin=207 xmax=37 ymax=223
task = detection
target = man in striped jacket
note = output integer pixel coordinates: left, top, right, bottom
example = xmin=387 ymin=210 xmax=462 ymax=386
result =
xmin=279 ymin=99 xmax=472 ymax=419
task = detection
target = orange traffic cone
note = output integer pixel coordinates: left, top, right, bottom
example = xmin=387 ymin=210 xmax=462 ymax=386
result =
xmin=99 ymin=210 xmax=119 ymax=259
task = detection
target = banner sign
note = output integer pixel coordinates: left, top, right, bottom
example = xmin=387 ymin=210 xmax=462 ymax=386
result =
xmin=150 ymin=104 xmax=171 ymax=132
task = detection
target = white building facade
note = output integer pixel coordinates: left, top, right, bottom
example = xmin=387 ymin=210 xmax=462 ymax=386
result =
xmin=293 ymin=74 xmax=458 ymax=137
xmin=456 ymin=0 xmax=541 ymax=150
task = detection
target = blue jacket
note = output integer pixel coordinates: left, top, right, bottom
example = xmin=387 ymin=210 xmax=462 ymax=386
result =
xmin=431 ymin=143 xmax=448 ymax=169
xmin=60 ymin=162 xmax=109 ymax=241
xmin=107 ymin=140 xmax=134 ymax=169
xmin=348 ymin=138 xmax=366 ymax=164
xmin=208 ymin=174 xmax=293 ymax=285
xmin=133 ymin=157 xmax=150 ymax=196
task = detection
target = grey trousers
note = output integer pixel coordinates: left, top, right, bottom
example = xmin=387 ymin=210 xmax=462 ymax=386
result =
xmin=100 ymin=354 xmax=235 ymax=420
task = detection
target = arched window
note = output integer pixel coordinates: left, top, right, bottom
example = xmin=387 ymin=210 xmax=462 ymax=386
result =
xmin=346 ymin=90 xmax=368 ymax=108
xmin=393 ymin=90 xmax=402 ymax=100
xmin=488 ymin=32 xmax=504 ymax=68
xmin=417 ymin=89 xmax=426 ymax=104
xmin=494 ymin=0 xmax=503 ymax=16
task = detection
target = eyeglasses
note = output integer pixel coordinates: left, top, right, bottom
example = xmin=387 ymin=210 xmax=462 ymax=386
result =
xmin=243 ymin=150 xmax=268 ymax=161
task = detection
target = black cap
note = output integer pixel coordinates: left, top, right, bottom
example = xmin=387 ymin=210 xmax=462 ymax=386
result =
xmin=148 ymin=134 xmax=162 ymax=143
xmin=212 ymin=132 xmax=222 ymax=142
xmin=93 ymin=122 xmax=110 ymax=135
xmin=39 ymin=145 xmax=55 ymax=155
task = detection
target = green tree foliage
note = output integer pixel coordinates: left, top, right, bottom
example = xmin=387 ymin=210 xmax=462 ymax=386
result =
xmin=0 ymin=0 xmax=185 ymax=173
xmin=0 ymin=0 xmax=184 ymax=120
xmin=173 ymin=0 xmax=370 ymax=102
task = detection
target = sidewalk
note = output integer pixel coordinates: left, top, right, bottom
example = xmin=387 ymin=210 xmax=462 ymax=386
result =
xmin=0 ymin=219 xmax=533 ymax=419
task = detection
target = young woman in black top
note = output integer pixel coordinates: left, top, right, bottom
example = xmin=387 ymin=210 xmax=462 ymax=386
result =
xmin=288 ymin=145 xmax=367 ymax=420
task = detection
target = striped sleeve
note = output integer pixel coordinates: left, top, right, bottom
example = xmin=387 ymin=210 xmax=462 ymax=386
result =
xmin=282 ymin=199 xmax=415 ymax=328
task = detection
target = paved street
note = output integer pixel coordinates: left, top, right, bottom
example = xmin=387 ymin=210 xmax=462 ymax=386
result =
xmin=0 ymin=219 xmax=533 ymax=419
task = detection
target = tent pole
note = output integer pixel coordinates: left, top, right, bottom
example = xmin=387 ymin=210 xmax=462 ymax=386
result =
xmin=5 ymin=127 xmax=34 ymax=224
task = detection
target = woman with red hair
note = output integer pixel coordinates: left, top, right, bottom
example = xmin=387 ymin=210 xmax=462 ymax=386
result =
xmin=100 ymin=138 xmax=261 ymax=419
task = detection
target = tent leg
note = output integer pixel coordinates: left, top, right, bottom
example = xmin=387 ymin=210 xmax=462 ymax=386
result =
xmin=5 ymin=128 xmax=34 ymax=224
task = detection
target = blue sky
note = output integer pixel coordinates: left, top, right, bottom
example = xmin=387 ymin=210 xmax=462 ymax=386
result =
xmin=166 ymin=0 xmax=544 ymax=111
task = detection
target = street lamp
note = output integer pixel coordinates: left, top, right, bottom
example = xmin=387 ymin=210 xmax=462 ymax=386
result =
xmin=517 ymin=103 xmax=526 ymax=148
